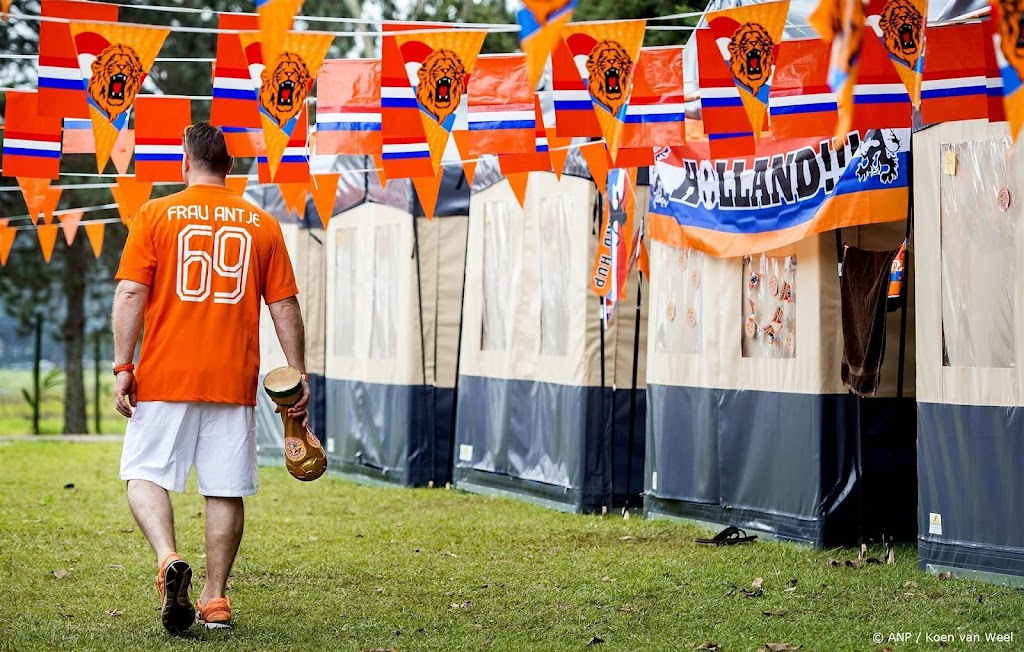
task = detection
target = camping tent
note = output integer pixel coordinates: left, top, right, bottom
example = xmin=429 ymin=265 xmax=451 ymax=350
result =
xmin=322 ymin=162 xmax=468 ymax=487
xmin=643 ymin=220 xmax=916 ymax=546
xmin=452 ymin=156 xmax=648 ymax=513
xmin=913 ymin=120 xmax=1024 ymax=584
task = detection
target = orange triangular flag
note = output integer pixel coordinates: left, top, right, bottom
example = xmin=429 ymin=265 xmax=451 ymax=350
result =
xmin=412 ymin=169 xmax=445 ymax=221
xmin=310 ymin=172 xmax=340 ymax=227
xmin=68 ymin=22 xmax=170 ymax=173
xmin=518 ymin=0 xmax=577 ymax=91
xmin=705 ymin=1 xmax=789 ymax=138
xmin=579 ymin=142 xmax=609 ymax=193
xmin=257 ymin=0 xmax=303 ymax=67
xmin=225 ymin=176 xmax=249 ymax=195
xmin=18 ymin=178 xmax=50 ymax=225
xmin=110 ymin=129 xmax=135 ymax=176
xmin=39 ymin=187 xmax=63 ymax=225
xmin=0 ymin=219 xmax=15 ymax=267
xmin=2 ymin=0 xmax=12 ymax=22
xmin=111 ymin=176 xmax=153 ymax=227
xmin=506 ymin=172 xmax=529 ymax=209
xmin=37 ymin=224 xmax=60 ymax=263
xmin=562 ymin=20 xmax=647 ymax=159
xmin=395 ymin=30 xmax=488 ymax=173
xmin=241 ymin=31 xmax=332 ymax=182
xmin=371 ymin=153 xmax=388 ymax=187
xmin=451 ymin=130 xmax=476 ymax=186
xmin=278 ymin=182 xmax=309 ymax=219
xmin=866 ymin=0 xmax=926 ymax=107
xmin=84 ymin=222 xmax=105 ymax=258
xmin=58 ymin=210 xmax=84 ymax=245
xmin=547 ymin=133 xmax=571 ymax=180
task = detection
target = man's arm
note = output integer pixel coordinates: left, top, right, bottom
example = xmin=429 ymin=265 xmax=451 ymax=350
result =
xmin=267 ymin=296 xmax=309 ymax=421
xmin=111 ymin=279 xmax=149 ymax=418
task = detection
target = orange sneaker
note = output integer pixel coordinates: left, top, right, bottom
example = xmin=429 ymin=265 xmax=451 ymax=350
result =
xmin=196 ymin=596 xmax=233 ymax=630
xmin=155 ymin=553 xmax=195 ymax=634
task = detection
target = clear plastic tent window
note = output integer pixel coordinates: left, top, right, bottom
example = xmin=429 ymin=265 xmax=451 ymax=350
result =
xmin=481 ymin=200 xmax=517 ymax=352
xmin=333 ymin=227 xmax=358 ymax=358
xmin=940 ymin=138 xmax=1017 ymax=368
xmin=742 ymin=253 xmax=796 ymax=359
xmin=539 ymin=196 xmax=572 ymax=356
xmin=370 ymin=223 xmax=399 ymax=361
xmin=653 ymin=244 xmax=704 ymax=355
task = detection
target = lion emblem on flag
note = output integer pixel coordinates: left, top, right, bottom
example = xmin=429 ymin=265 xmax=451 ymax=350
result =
xmin=727 ymin=23 xmax=776 ymax=97
xmin=879 ymin=0 xmax=923 ymax=68
xmin=856 ymin=129 xmax=901 ymax=185
xmin=87 ymin=44 xmax=144 ymax=122
xmin=416 ymin=49 xmax=467 ymax=124
xmin=998 ymin=0 xmax=1024 ymax=75
xmin=259 ymin=52 xmax=312 ymax=127
xmin=586 ymin=40 xmax=634 ymax=115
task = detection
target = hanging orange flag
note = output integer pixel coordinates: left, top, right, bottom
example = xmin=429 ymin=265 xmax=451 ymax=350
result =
xmin=0 ymin=219 xmax=15 ymax=266
xmin=578 ymin=141 xmax=609 ymax=193
xmin=451 ymin=130 xmax=476 ymax=185
xmin=990 ymin=0 xmax=1024 ymax=141
xmin=393 ymin=30 xmax=487 ymax=175
xmin=316 ymin=59 xmax=382 ymax=157
xmin=498 ymin=96 xmax=553 ymax=174
xmin=225 ymin=175 xmax=250 ymax=195
xmin=37 ymin=223 xmax=60 ymax=263
xmin=2 ymin=0 xmax=13 ymax=22
xmin=517 ymin=0 xmax=578 ymax=91
xmin=3 ymin=90 xmax=64 ymax=179
xmin=310 ymin=172 xmax=340 ymax=227
xmin=68 ymin=22 xmax=169 ymax=173
xmin=705 ymin=1 xmax=789 ymax=138
xmin=111 ymin=175 xmax=153 ymax=227
xmin=38 ymin=186 xmax=62 ymax=224
xmin=278 ymin=182 xmax=309 ymax=219
xmin=467 ymin=54 xmax=535 ymax=157
xmin=240 ymin=30 xmax=332 ymax=182
xmin=866 ymin=0 xmax=926 ymax=107
xmin=559 ymin=20 xmax=646 ymax=160
xmin=371 ymin=153 xmax=388 ymax=187
xmin=58 ymin=209 xmax=83 ymax=245
xmin=412 ymin=168 xmax=445 ymax=221
xmin=547 ymin=129 xmax=571 ymax=179
xmin=810 ymin=0 xmax=867 ymax=140
xmin=84 ymin=221 xmax=105 ymax=258
xmin=17 ymin=178 xmax=50 ymax=225
xmin=110 ymin=128 xmax=135 ymax=176
xmin=622 ymin=47 xmax=686 ymax=151
xmin=256 ymin=0 xmax=303 ymax=68
xmin=591 ymin=167 xmax=637 ymax=301
xmin=506 ymin=172 xmax=530 ymax=208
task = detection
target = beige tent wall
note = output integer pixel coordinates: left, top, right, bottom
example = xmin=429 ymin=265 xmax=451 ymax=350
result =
xmin=915 ymin=120 xmax=1024 ymax=583
xmin=324 ymin=202 xmax=468 ymax=486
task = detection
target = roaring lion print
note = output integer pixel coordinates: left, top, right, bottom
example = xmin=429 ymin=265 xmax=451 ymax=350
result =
xmin=259 ymin=52 xmax=312 ymax=127
xmin=416 ymin=49 xmax=467 ymax=125
xmin=87 ymin=44 xmax=144 ymax=122
xmin=586 ymin=40 xmax=633 ymax=115
xmin=879 ymin=0 xmax=924 ymax=69
xmin=727 ymin=23 xmax=776 ymax=97
xmin=998 ymin=0 xmax=1024 ymax=75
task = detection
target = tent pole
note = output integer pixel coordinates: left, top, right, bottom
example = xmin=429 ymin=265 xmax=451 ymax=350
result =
xmin=412 ymin=213 xmax=432 ymax=487
xmin=836 ymin=226 xmax=865 ymax=554
xmin=896 ymin=149 xmax=915 ymax=400
xmin=624 ymin=275 xmax=642 ymax=517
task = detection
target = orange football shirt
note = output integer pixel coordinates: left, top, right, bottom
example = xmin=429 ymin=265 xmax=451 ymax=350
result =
xmin=116 ymin=184 xmax=298 ymax=406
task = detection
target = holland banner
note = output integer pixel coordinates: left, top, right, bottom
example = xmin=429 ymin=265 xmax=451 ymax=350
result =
xmin=648 ymin=129 xmax=911 ymax=257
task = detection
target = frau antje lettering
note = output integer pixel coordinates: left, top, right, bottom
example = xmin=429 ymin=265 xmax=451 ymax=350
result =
xmin=166 ymin=205 xmax=261 ymax=227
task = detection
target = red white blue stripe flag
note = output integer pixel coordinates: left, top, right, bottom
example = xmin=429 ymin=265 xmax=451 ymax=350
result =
xmin=920 ymin=23 xmax=987 ymax=124
xmin=134 ymin=95 xmax=191 ymax=182
xmin=2 ymin=90 xmax=64 ymax=179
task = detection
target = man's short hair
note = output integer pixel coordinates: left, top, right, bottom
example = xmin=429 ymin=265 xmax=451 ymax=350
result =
xmin=184 ymin=122 xmax=232 ymax=176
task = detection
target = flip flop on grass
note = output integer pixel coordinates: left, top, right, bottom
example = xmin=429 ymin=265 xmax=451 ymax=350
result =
xmin=695 ymin=526 xmax=757 ymax=546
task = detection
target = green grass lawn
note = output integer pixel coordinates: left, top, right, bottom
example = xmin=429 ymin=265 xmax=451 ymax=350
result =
xmin=1 ymin=441 xmax=1022 ymax=652
xmin=0 ymin=368 xmax=124 ymax=436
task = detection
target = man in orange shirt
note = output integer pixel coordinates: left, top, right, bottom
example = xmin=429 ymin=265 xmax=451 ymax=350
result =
xmin=112 ymin=123 xmax=308 ymax=634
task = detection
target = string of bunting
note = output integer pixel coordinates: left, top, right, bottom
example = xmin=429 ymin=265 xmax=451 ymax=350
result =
xmin=0 ymin=0 xmax=1017 ymax=271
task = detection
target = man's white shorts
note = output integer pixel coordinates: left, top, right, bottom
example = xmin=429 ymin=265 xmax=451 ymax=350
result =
xmin=120 ymin=401 xmax=258 ymax=497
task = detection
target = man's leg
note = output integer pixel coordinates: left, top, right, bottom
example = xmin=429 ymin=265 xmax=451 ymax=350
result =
xmin=200 ymin=496 xmax=244 ymax=602
xmin=126 ymin=479 xmax=177 ymax=562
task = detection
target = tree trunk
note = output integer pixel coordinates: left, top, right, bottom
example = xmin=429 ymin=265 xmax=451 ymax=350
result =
xmin=32 ymin=316 xmax=41 ymax=435
xmin=94 ymin=330 xmax=102 ymax=435
xmin=62 ymin=238 xmax=88 ymax=435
